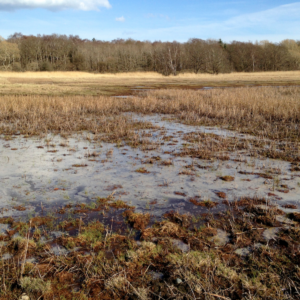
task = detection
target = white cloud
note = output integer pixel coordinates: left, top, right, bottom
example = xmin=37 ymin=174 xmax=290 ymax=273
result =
xmin=225 ymin=2 xmax=300 ymax=28
xmin=115 ymin=16 xmax=125 ymax=22
xmin=139 ymin=2 xmax=300 ymax=42
xmin=0 ymin=0 xmax=111 ymax=11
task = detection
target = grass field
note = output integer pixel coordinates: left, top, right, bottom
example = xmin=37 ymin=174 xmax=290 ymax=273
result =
xmin=0 ymin=71 xmax=300 ymax=299
xmin=1 ymin=86 xmax=299 ymax=141
xmin=0 ymin=71 xmax=300 ymax=96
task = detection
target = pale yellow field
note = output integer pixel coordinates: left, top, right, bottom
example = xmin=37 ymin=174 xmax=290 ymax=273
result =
xmin=1 ymin=70 xmax=300 ymax=80
xmin=0 ymin=71 xmax=299 ymax=96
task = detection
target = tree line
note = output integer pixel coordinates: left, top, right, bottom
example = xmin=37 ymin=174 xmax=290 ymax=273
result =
xmin=0 ymin=33 xmax=300 ymax=75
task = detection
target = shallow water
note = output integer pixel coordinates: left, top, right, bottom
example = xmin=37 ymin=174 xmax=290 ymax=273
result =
xmin=129 ymin=113 xmax=256 ymax=139
xmin=0 ymin=114 xmax=299 ymax=220
xmin=198 ymin=85 xmax=300 ymax=90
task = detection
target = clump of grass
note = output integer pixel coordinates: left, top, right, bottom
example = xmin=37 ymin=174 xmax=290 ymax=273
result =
xmin=178 ymin=169 xmax=194 ymax=175
xmin=135 ymin=167 xmax=150 ymax=174
xmin=110 ymin=200 xmax=134 ymax=209
xmin=20 ymin=277 xmax=51 ymax=296
xmin=105 ymin=274 xmax=130 ymax=295
xmin=189 ymin=198 xmax=218 ymax=208
xmin=72 ymin=164 xmax=88 ymax=167
xmin=160 ymin=159 xmax=173 ymax=166
xmin=215 ymin=191 xmax=227 ymax=199
xmin=79 ymin=221 xmax=104 ymax=245
xmin=174 ymin=191 xmax=187 ymax=197
xmin=282 ymin=204 xmax=297 ymax=209
xmin=163 ymin=211 xmax=191 ymax=227
xmin=84 ymin=151 xmax=100 ymax=158
xmin=288 ymin=212 xmax=300 ymax=222
xmin=8 ymin=236 xmax=36 ymax=256
xmin=123 ymin=210 xmax=150 ymax=230
xmin=219 ymin=175 xmax=235 ymax=182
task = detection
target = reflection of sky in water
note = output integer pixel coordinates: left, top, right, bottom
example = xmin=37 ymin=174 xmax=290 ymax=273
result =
xmin=0 ymin=114 xmax=299 ymax=218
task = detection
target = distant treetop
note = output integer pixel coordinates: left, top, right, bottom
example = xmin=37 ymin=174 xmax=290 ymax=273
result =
xmin=0 ymin=33 xmax=299 ymax=74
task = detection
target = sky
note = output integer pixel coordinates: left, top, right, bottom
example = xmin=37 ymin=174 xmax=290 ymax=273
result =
xmin=0 ymin=0 xmax=299 ymax=43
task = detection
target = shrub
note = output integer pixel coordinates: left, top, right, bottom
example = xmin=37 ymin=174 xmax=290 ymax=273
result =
xmin=40 ymin=61 xmax=53 ymax=71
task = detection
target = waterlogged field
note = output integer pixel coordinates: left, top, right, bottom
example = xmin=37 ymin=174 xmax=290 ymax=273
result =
xmin=0 ymin=77 xmax=300 ymax=299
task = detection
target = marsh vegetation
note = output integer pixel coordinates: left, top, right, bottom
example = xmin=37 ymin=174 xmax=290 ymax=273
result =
xmin=0 ymin=74 xmax=300 ymax=299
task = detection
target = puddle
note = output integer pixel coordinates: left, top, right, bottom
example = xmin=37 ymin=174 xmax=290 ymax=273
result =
xmin=131 ymin=88 xmax=152 ymax=92
xmin=25 ymin=257 xmax=37 ymax=264
xmin=50 ymin=244 xmax=69 ymax=256
xmin=200 ymin=87 xmax=213 ymax=90
xmin=112 ymin=95 xmax=135 ymax=99
xmin=235 ymin=247 xmax=251 ymax=256
xmin=275 ymin=215 xmax=296 ymax=225
xmin=128 ymin=113 xmax=258 ymax=140
xmin=198 ymin=85 xmax=300 ymax=91
xmin=209 ymin=229 xmax=230 ymax=246
xmin=171 ymin=239 xmax=190 ymax=252
xmin=1 ymin=253 xmax=12 ymax=260
xmin=149 ymin=271 xmax=164 ymax=281
xmin=0 ymin=224 xmax=9 ymax=234
xmin=263 ymin=227 xmax=280 ymax=241
xmin=0 ymin=114 xmax=299 ymax=223
xmin=51 ymin=231 xmax=65 ymax=239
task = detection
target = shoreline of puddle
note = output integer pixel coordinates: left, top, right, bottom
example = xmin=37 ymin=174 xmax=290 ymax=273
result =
xmin=1 ymin=113 xmax=299 ymax=222
xmin=0 ymin=112 xmax=299 ymax=267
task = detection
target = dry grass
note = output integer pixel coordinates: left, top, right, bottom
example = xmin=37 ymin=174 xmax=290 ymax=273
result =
xmin=1 ymin=73 xmax=300 ymax=299
xmin=0 ymin=94 xmax=154 ymax=142
xmin=0 ymin=86 xmax=299 ymax=142
xmin=1 ymin=199 xmax=300 ymax=299
xmin=0 ymin=71 xmax=300 ymax=96
xmin=1 ymin=70 xmax=300 ymax=80
xmin=140 ymin=87 xmax=300 ymax=140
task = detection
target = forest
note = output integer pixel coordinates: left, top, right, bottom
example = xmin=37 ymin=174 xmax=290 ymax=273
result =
xmin=0 ymin=33 xmax=300 ymax=75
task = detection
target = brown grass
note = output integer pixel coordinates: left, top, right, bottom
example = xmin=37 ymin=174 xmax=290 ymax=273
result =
xmin=0 ymin=86 xmax=299 ymax=165
xmin=0 ymin=86 xmax=299 ymax=141
xmin=1 ymin=70 xmax=300 ymax=81
xmin=0 ymin=196 xmax=300 ymax=299
xmin=1 ymin=70 xmax=300 ymax=96
xmin=140 ymin=87 xmax=300 ymax=141
xmin=1 ymin=74 xmax=300 ymax=299
xmin=0 ymin=95 xmax=155 ymax=144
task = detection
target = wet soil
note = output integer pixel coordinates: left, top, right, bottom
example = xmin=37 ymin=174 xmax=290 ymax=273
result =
xmin=1 ymin=113 xmax=299 ymax=222
xmin=0 ymin=112 xmax=300 ymax=299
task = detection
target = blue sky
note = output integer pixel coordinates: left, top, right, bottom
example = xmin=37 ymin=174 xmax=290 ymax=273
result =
xmin=0 ymin=0 xmax=299 ymax=42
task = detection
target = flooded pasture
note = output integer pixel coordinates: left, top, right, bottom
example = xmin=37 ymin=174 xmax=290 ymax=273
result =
xmin=1 ymin=87 xmax=300 ymax=299
xmin=1 ymin=113 xmax=299 ymax=222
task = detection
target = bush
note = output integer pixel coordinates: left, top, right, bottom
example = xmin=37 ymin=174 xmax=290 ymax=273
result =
xmin=25 ymin=62 xmax=39 ymax=71
xmin=12 ymin=62 xmax=22 ymax=72
xmin=40 ymin=61 xmax=53 ymax=71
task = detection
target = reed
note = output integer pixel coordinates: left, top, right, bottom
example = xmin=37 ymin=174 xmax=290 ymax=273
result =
xmin=0 ymin=86 xmax=299 ymax=141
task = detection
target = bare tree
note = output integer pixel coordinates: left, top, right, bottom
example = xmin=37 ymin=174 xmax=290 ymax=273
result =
xmin=0 ymin=39 xmax=20 ymax=70
xmin=3 ymin=32 xmax=300 ymax=74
